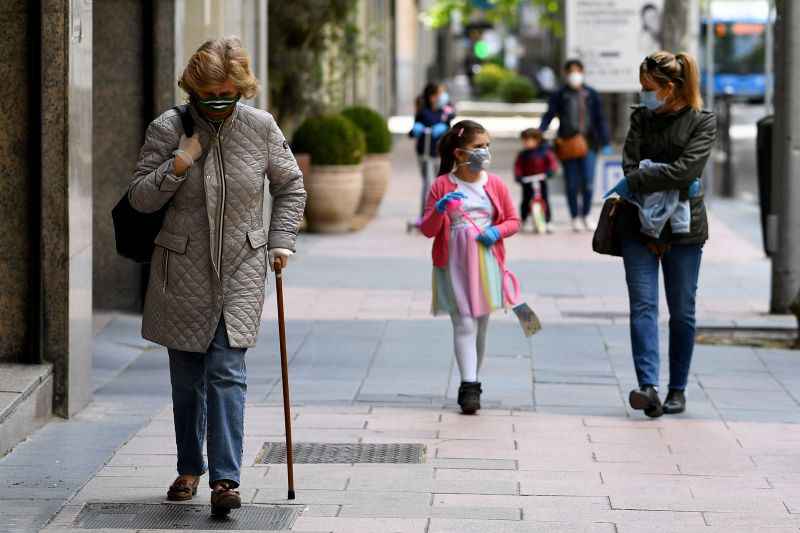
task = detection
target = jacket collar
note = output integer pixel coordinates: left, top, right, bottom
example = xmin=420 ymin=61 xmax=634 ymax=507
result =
xmin=188 ymin=102 xmax=240 ymax=134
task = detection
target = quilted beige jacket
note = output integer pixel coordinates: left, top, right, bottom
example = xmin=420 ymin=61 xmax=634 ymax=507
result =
xmin=128 ymin=103 xmax=306 ymax=352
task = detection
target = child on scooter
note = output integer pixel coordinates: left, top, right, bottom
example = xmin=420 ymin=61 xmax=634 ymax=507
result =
xmin=409 ymin=83 xmax=456 ymax=224
xmin=514 ymin=128 xmax=558 ymax=233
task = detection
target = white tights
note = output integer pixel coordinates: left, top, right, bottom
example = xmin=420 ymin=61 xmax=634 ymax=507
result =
xmin=450 ymin=314 xmax=490 ymax=383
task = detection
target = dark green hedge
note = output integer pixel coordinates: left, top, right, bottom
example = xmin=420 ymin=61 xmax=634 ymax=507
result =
xmin=499 ymin=75 xmax=537 ymax=103
xmin=292 ymin=114 xmax=366 ymax=165
xmin=341 ymin=106 xmax=392 ymax=154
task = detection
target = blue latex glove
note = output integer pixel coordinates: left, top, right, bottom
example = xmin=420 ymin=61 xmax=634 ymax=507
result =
xmin=601 ymin=145 xmax=614 ymax=156
xmin=435 ymin=191 xmax=466 ymax=213
xmin=688 ymin=179 xmax=702 ymax=198
xmin=604 ymin=177 xmax=630 ymax=199
xmin=476 ymin=226 xmax=501 ymax=247
xmin=411 ymin=122 xmax=425 ymax=138
xmin=431 ymin=122 xmax=448 ymax=139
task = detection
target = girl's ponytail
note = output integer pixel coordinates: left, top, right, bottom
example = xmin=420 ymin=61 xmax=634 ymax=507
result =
xmin=437 ymin=130 xmax=456 ymax=176
xmin=675 ymin=52 xmax=703 ymax=110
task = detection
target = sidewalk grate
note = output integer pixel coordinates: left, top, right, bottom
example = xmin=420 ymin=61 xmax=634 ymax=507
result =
xmin=255 ymin=442 xmax=426 ymax=464
xmin=73 ymin=503 xmax=299 ymax=530
xmin=561 ymin=310 xmax=630 ymax=320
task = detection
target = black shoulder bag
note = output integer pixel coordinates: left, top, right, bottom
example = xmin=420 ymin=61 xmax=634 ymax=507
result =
xmin=112 ymin=105 xmax=194 ymax=263
xmin=592 ymin=198 xmax=623 ymax=257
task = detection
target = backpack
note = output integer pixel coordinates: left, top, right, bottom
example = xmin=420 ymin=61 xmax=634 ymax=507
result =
xmin=112 ymin=105 xmax=194 ymax=263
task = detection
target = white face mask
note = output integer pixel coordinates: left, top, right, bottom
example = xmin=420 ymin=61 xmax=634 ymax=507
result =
xmin=567 ymin=72 xmax=584 ymax=89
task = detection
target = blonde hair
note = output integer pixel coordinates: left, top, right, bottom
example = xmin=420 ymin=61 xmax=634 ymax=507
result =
xmin=640 ymin=51 xmax=703 ymax=111
xmin=178 ymin=37 xmax=259 ymax=99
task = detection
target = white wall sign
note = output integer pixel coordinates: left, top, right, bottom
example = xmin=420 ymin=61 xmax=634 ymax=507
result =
xmin=565 ymin=0 xmax=664 ymax=93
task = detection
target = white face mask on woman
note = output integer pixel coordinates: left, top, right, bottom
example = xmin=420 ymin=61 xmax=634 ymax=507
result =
xmin=567 ymin=72 xmax=584 ymax=89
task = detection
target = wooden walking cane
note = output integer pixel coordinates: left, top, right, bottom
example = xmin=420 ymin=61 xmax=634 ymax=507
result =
xmin=274 ymin=261 xmax=296 ymax=500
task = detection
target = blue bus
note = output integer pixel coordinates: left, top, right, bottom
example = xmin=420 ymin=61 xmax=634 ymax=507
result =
xmin=700 ymin=1 xmax=769 ymax=100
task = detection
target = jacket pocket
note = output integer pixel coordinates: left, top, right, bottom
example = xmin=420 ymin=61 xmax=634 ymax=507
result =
xmin=154 ymin=229 xmax=188 ymax=292
xmin=247 ymin=228 xmax=268 ymax=249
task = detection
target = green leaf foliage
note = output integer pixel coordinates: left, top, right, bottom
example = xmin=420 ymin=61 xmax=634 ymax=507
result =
xmin=499 ymin=75 xmax=538 ymax=103
xmin=474 ymin=64 xmax=515 ymax=98
xmin=341 ymin=106 xmax=392 ymax=154
xmin=292 ymin=114 xmax=366 ymax=166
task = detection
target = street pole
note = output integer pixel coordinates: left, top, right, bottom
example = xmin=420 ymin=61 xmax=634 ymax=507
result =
xmin=703 ymin=1 xmax=716 ymax=201
xmin=770 ymin=0 xmax=800 ymax=313
xmin=765 ymin=0 xmax=775 ymax=114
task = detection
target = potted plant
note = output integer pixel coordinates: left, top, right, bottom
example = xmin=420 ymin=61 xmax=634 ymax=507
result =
xmin=293 ymin=114 xmax=366 ymax=233
xmin=341 ymin=106 xmax=392 ymax=228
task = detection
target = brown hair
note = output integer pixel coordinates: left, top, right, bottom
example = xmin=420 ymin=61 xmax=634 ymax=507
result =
xmin=639 ymin=51 xmax=703 ymax=111
xmin=437 ymin=120 xmax=487 ymax=176
xmin=178 ymin=37 xmax=259 ymax=99
xmin=520 ymin=128 xmax=543 ymax=142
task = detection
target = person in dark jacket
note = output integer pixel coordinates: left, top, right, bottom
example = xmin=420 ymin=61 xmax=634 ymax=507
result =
xmin=539 ymin=59 xmax=612 ymax=232
xmin=409 ymin=83 xmax=456 ymax=221
xmin=605 ymin=51 xmax=716 ymax=418
xmin=514 ymin=128 xmax=558 ymax=232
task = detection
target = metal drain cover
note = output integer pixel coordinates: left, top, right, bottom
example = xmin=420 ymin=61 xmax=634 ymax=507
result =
xmin=256 ymin=442 xmax=426 ymax=464
xmin=73 ymin=502 xmax=299 ymax=530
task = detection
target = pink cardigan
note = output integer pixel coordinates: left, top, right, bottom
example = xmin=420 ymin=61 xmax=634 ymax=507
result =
xmin=420 ymin=173 xmax=520 ymax=268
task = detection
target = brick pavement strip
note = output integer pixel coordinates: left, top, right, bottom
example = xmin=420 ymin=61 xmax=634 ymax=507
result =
xmin=23 ymin=146 xmax=800 ymax=532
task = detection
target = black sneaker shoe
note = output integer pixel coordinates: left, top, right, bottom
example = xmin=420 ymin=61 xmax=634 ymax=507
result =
xmin=663 ymin=389 xmax=686 ymax=414
xmin=458 ymin=381 xmax=482 ymax=415
xmin=629 ymin=385 xmax=663 ymax=418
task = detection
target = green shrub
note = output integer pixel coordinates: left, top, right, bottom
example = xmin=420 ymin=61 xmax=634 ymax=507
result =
xmin=474 ymin=64 xmax=514 ymax=98
xmin=341 ymin=106 xmax=392 ymax=154
xmin=499 ymin=75 xmax=538 ymax=103
xmin=292 ymin=114 xmax=366 ymax=165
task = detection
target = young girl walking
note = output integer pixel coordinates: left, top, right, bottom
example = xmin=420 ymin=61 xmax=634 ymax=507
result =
xmin=420 ymin=120 xmax=521 ymax=414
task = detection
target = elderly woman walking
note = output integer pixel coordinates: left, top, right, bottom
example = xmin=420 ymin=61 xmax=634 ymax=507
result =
xmin=128 ymin=37 xmax=306 ymax=515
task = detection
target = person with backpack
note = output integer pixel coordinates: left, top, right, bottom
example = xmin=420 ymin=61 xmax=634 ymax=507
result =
xmin=539 ymin=59 xmax=613 ymax=232
xmin=127 ymin=37 xmax=306 ymax=516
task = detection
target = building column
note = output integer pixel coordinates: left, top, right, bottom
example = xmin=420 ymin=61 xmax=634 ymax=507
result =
xmin=40 ymin=0 xmax=94 ymax=417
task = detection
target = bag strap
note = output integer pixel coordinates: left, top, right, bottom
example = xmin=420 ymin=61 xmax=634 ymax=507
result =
xmin=578 ymin=91 xmax=586 ymax=133
xmin=172 ymin=104 xmax=195 ymax=137
xmin=453 ymin=207 xmax=521 ymax=305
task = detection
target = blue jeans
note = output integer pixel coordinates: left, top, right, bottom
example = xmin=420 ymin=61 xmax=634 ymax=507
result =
xmin=168 ymin=318 xmax=247 ymax=487
xmin=562 ymin=150 xmax=596 ymax=218
xmin=622 ymin=239 xmax=702 ymax=390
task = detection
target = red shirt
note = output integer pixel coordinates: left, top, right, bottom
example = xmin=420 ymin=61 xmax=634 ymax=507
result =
xmin=420 ymin=173 xmax=520 ymax=268
xmin=514 ymin=146 xmax=559 ymax=182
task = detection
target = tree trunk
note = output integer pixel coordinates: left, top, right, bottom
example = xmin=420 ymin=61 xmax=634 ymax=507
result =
xmin=661 ymin=0 xmax=700 ymax=56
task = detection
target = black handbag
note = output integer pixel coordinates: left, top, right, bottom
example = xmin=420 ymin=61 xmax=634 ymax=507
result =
xmin=112 ymin=105 xmax=194 ymax=263
xmin=592 ymin=198 xmax=622 ymax=257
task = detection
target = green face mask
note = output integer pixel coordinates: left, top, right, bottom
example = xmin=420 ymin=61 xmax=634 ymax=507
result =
xmin=194 ymin=94 xmax=240 ymax=116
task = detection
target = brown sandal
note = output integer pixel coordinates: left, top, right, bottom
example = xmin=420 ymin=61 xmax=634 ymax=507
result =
xmin=167 ymin=475 xmax=200 ymax=501
xmin=210 ymin=480 xmax=241 ymax=516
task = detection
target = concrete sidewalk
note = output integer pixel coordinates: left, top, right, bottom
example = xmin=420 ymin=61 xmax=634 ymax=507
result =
xmin=6 ymin=138 xmax=800 ymax=532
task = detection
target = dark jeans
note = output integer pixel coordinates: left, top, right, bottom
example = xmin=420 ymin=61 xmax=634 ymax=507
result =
xmin=562 ymin=150 xmax=596 ymax=218
xmin=168 ymin=317 xmax=247 ymax=487
xmin=520 ymin=181 xmax=552 ymax=223
xmin=622 ymin=239 xmax=703 ymax=390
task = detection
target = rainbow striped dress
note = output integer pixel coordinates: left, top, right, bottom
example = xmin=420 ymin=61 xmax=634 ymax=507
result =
xmin=432 ymin=173 xmax=505 ymax=318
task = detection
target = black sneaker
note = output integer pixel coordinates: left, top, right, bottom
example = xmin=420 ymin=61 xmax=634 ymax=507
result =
xmin=458 ymin=381 xmax=482 ymax=415
xmin=629 ymin=385 xmax=663 ymax=418
xmin=662 ymin=389 xmax=686 ymax=414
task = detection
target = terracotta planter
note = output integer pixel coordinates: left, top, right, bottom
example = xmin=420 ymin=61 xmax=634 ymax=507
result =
xmin=305 ymin=164 xmax=364 ymax=233
xmin=351 ymin=153 xmax=391 ymax=230
xmin=295 ymin=153 xmax=311 ymax=180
